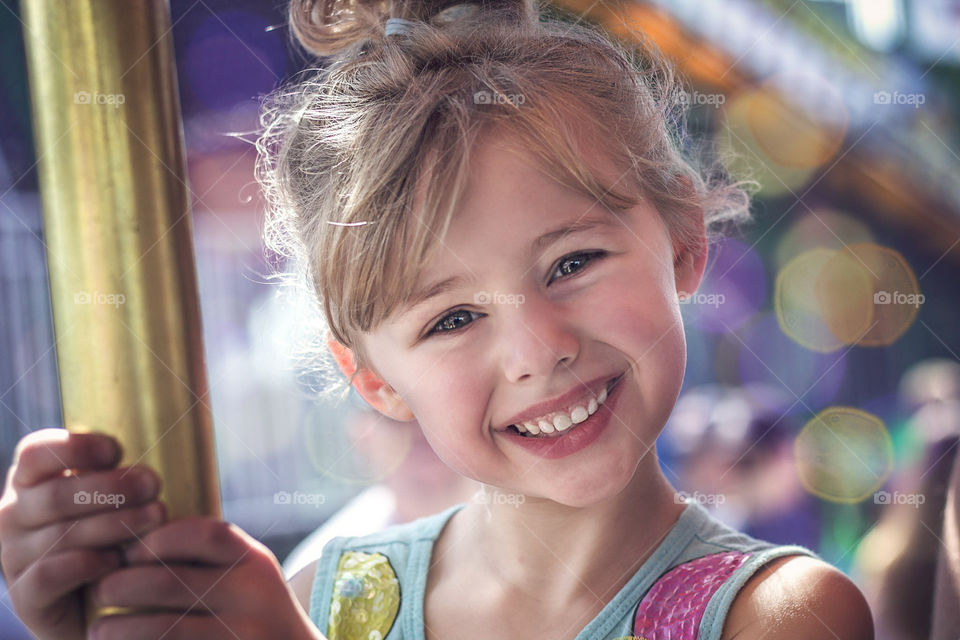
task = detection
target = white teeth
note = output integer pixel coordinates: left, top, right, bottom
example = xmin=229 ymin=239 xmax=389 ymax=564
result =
xmin=507 ymin=376 xmax=619 ymax=438
xmin=570 ymin=406 xmax=589 ymax=424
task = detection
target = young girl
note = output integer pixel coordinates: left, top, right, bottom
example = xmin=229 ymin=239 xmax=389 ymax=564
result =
xmin=0 ymin=0 xmax=873 ymax=638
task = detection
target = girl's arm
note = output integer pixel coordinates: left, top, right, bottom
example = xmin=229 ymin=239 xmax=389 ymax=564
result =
xmin=722 ymin=555 xmax=874 ymax=640
xmin=289 ymin=558 xmax=321 ymax=614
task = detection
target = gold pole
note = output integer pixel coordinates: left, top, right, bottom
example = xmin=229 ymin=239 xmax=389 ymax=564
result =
xmin=20 ymin=0 xmax=222 ymax=626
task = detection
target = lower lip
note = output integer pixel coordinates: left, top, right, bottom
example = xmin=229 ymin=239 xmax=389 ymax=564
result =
xmin=498 ymin=374 xmax=626 ymax=460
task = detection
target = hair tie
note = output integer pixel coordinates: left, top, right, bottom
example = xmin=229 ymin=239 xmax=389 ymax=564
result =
xmin=384 ymin=17 xmax=417 ymax=36
xmin=384 ymin=4 xmax=478 ymax=36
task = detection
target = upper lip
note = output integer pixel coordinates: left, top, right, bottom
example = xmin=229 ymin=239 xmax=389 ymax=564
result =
xmin=495 ymin=373 xmax=622 ymax=430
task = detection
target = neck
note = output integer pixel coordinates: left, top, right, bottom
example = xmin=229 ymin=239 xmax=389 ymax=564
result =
xmin=448 ymin=459 xmax=684 ymax=605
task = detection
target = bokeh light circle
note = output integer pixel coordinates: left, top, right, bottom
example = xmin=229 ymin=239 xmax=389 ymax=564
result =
xmin=773 ymin=208 xmax=875 ymax=271
xmin=747 ymin=73 xmax=849 ymax=169
xmin=775 ymin=247 xmax=875 ymax=352
xmin=794 ymin=406 xmax=894 ymax=503
xmin=774 ymin=243 xmax=922 ymax=351
xmin=717 ymin=91 xmax=819 ymax=198
xmin=842 ymin=243 xmax=923 ymax=347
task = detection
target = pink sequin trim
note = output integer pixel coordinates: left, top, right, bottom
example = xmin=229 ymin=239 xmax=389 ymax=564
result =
xmin=632 ymin=551 xmax=751 ymax=640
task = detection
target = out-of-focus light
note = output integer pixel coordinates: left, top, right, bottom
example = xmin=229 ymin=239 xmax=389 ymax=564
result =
xmin=774 ymin=243 xmax=922 ymax=351
xmin=841 ymin=243 xmax=923 ymax=347
xmin=794 ymin=406 xmax=893 ymax=503
xmin=749 ymin=75 xmax=849 ymax=168
xmin=899 ymin=358 xmax=960 ymax=407
xmin=775 ymin=247 xmax=875 ymax=353
xmin=717 ymin=92 xmax=818 ymax=198
xmin=847 ymin=0 xmax=904 ymax=52
xmin=773 ymin=208 xmax=875 ymax=271
xmin=717 ymin=77 xmax=848 ymax=198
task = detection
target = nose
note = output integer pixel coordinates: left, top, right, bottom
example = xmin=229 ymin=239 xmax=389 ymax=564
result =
xmin=498 ymin=295 xmax=580 ymax=383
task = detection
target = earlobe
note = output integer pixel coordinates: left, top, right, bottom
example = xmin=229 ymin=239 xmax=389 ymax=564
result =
xmin=673 ymin=231 xmax=709 ymax=299
xmin=373 ymin=387 xmax=416 ymax=422
xmin=325 ymin=334 xmax=415 ymax=422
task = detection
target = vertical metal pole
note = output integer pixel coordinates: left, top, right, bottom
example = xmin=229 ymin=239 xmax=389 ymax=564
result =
xmin=20 ymin=0 xmax=222 ymax=626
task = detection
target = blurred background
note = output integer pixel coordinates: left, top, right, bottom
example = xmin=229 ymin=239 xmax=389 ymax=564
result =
xmin=1 ymin=0 xmax=958 ymax=638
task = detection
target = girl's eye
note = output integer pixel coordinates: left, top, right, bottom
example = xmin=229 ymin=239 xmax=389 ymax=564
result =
xmin=549 ymin=251 xmax=606 ymax=284
xmin=426 ymin=308 xmax=481 ymax=337
xmin=423 ymin=251 xmax=606 ymax=338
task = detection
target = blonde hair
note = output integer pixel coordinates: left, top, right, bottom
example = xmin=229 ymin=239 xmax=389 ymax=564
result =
xmin=256 ymin=0 xmax=752 ymax=400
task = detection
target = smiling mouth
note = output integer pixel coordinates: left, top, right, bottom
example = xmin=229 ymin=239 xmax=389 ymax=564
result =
xmin=505 ymin=372 xmax=626 ymax=439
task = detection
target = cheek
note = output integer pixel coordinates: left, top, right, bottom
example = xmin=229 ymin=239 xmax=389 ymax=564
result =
xmin=388 ymin=356 xmax=490 ymax=470
xmin=392 ymin=355 xmax=482 ymax=417
xmin=590 ymin=268 xmax=682 ymax=345
xmin=588 ymin=274 xmax=688 ymax=422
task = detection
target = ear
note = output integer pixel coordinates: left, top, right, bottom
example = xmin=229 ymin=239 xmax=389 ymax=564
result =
xmin=674 ymin=228 xmax=708 ymax=298
xmin=671 ymin=177 xmax=709 ymax=298
xmin=326 ymin=335 xmax=415 ymax=422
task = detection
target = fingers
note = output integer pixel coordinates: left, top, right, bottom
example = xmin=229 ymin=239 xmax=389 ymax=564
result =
xmin=3 ymin=501 xmax=166 ymax=577
xmin=12 ymin=464 xmax=160 ymax=530
xmin=122 ymin=518 xmax=268 ymax=567
xmin=89 ymin=612 xmax=241 ymax=640
xmin=10 ymin=429 xmax=120 ymax=489
xmin=86 ymin=520 xmax=300 ymax=640
xmin=8 ymin=547 xmax=123 ymax=612
xmin=92 ymin=564 xmax=229 ymax=613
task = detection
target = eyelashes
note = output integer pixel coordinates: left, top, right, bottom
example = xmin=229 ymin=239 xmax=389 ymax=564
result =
xmin=423 ymin=250 xmax=608 ymax=338
xmin=428 ymin=308 xmax=480 ymax=336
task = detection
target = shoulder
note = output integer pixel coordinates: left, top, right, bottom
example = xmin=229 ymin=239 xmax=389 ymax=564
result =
xmin=289 ymin=558 xmax=321 ymax=614
xmin=721 ymin=554 xmax=874 ymax=640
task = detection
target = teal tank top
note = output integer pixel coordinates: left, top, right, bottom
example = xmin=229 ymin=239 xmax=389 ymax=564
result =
xmin=308 ymin=500 xmax=817 ymax=640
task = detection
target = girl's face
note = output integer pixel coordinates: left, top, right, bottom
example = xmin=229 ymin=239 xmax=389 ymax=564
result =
xmin=357 ymin=134 xmax=707 ymax=507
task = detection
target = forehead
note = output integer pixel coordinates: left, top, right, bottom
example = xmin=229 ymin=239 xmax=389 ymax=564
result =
xmin=411 ymin=118 xmax=629 ymax=221
xmin=404 ymin=152 xmax=661 ymax=301
xmin=382 ymin=122 xmax=664 ymax=319
xmin=471 ymin=125 xmax=626 ymax=199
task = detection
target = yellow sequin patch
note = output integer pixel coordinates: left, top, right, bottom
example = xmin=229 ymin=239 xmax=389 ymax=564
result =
xmin=328 ymin=551 xmax=401 ymax=640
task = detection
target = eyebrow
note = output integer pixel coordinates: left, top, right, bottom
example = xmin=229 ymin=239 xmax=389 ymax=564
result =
xmin=403 ymin=212 xmax=618 ymax=314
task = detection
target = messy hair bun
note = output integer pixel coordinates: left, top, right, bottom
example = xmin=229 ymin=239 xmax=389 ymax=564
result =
xmin=288 ymin=0 xmax=534 ymax=57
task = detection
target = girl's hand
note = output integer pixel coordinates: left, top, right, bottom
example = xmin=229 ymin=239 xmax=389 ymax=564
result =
xmin=0 ymin=428 xmax=166 ymax=640
xmin=88 ymin=517 xmax=327 ymax=640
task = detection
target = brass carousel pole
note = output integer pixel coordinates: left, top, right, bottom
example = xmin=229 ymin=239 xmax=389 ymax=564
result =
xmin=21 ymin=0 xmax=221 ymax=626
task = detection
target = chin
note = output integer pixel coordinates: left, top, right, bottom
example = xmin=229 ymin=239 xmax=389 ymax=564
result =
xmin=544 ymin=467 xmax=637 ymax=509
